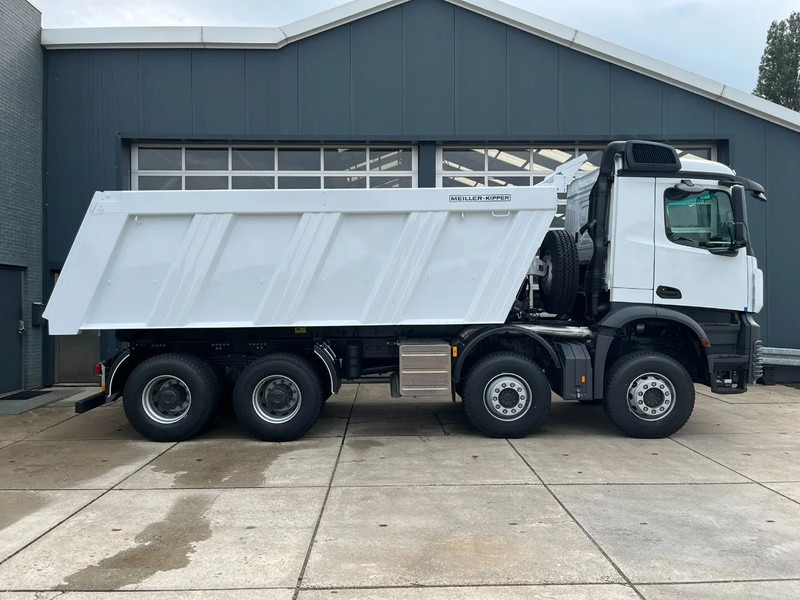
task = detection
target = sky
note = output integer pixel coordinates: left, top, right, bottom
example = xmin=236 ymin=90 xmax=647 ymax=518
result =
xmin=28 ymin=0 xmax=798 ymax=93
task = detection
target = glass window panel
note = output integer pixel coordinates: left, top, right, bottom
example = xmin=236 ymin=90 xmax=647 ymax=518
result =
xmin=278 ymin=149 xmax=320 ymax=171
xmin=185 ymin=176 xmax=228 ymax=190
xmin=442 ymin=149 xmax=484 ymax=172
xmin=532 ymin=148 xmax=575 ymax=172
xmin=138 ymin=175 xmax=181 ymax=190
xmin=369 ymin=148 xmax=412 ymax=171
xmin=232 ymin=149 xmax=274 ymax=171
xmin=138 ymin=148 xmax=181 ymax=171
xmin=370 ymin=176 xmax=412 ymax=188
xmin=442 ymin=176 xmax=485 ymax=188
xmin=324 ymin=176 xmax=367 ymax=189
xmin=278 ymin=176 xmax=321 ymax=189
xmin=579 ymin=149 xmax=603 ymax=173
xmin=324 ymin=148 xmax=367 ymax=171
xmin=664 ymin=188 xmax=733 ymax=247
xmin=677 ymin=148 xmax=712 ymax=161
xmin=487 ymin=149 xmax=530 ymax=172
xmin=232 ymin=176 xmax=274 ymax=189
xmin=185 ymin=148 xmax=228 ymax=171
xmin=488 ymin=176 xmax=530 ymax=187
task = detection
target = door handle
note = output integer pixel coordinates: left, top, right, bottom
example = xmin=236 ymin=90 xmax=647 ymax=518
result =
xmin=18 ymin=320 xmax=25 ymax=335
xmin=656 ymin=286 xmax=682 ymax=299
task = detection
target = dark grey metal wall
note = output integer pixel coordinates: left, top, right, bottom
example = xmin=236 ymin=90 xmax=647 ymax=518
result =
xmin=43 ymin=0 xmax=800 ymax=359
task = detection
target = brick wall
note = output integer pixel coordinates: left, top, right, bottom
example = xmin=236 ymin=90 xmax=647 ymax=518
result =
xmin=0 ymin=0 xmax=43 ymax=389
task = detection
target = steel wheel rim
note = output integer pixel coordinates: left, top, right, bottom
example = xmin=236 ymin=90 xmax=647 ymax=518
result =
xmin=252 ymin=374 xmax=302 ymax=424
xmin=626 ymin=372 xmax=676 ymax=421
xmin=483 ymin=373 xmax=532 ymax=422
xmin=142 ymin=375 xmax=192 ymax=425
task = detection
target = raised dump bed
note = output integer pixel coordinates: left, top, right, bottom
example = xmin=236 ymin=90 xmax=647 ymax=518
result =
xmin=45 ymin=186 xmax=558 ymax=334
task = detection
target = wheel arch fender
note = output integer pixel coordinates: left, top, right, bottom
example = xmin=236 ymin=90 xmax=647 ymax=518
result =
xmin=593 ymin=306 xmax=710 ymax=398
xmin=453 ymin=325 xmax=560 ymax=384
xmin=106 ymin=349 xmax=133 ymax=400
xmin=313 ymin=342 xmax=340 ymax=396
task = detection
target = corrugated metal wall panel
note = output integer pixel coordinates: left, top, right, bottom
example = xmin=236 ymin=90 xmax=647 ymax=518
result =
xmin=351 ymin=8 xmax=404 ymax=136
xmin=454 ymin=9 xmax=507 ymax=136
xmin=244 ymin=48 xmax=299 ymax=136
xmin=611 ymin=67 xmax=663 ymax=137
xmin=403 ymin=0 xmax=455 ymax=136
xmin=138 ymin=50 xmax=192 ymax=134
xmin=45 ymin=51 xmax=87 ymax=264
xmin=192 ymin=50 xmax=246 ymax=135
xmin=558 ymin=48 xmax=611 ymax=136
xmin=298 ymin=26 xmax=351 ymax=136
xmin=506 ymin=28 xmax=559 ymax=137
xmin=764 ymin=123 xmax=800 ymax=348
xmin=662 ymin=86 xmax=716 ymax=136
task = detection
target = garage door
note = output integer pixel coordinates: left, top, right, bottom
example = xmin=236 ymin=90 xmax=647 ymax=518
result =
xmin=0 ymin=266 xmax=23 ymax=394
xmin=132 ymin=145 xmax=417 ymax=191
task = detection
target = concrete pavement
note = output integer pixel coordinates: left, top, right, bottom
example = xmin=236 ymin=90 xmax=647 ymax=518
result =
xmin=0 ymin=383 xmax=799 ymax=599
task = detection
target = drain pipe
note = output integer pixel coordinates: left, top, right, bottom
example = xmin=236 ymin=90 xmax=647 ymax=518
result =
xmin=585 ymin=141 xmax=626 ymax=321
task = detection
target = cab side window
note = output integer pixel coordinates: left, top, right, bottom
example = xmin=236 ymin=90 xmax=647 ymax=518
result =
xmin=664 ymin=188 xmax=734 ymax=248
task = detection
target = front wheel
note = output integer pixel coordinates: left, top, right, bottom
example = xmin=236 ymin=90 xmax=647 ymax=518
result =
xmin=232 ymin=353 xmax=324 ymax=442
xmin=603 ymin=351 xmax=694 ymax=438
xmin=462 ymin=352 xmax=551 ymax=438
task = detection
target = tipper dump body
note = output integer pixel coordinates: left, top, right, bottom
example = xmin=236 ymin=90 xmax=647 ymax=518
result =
xmin=44 ymin=187 xmax=558 ymax=335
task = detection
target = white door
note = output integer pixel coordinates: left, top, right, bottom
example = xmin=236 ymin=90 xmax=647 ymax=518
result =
xmin=653 ymin=178 xmax=749 ymax=312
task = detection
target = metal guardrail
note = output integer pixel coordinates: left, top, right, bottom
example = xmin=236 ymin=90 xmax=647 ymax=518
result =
xmin=762 ymin=347 xmax=800 ymax=367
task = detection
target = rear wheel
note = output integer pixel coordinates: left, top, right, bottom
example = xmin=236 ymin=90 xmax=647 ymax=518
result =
xmin=462 ymin=352 xmax=551 ymax=438
xmin=233 ymin=353 xmax=324 ymax=442
xmin=123 ymin=353 xmax=222 ymax=442
xmin=603 ymin=351 xmax=694 ymax=438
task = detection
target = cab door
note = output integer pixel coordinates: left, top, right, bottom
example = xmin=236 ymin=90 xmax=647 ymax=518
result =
xmin=653 ymin=179 xmax=749 ymax=312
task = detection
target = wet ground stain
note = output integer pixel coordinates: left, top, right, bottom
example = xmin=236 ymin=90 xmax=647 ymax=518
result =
xmin=345 ymin=439 xmax=385 ymax=452
xmin=0 ymin=491 xmax=51 ymax=532
xmin=149 ymin=442 xmax=303 ymax=488
xmin=59 ymin=493 xmax=214 ymax=590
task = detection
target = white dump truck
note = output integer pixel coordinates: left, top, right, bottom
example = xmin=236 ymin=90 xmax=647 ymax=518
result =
xmin=44 ymin=141 xmax=766 ymax=442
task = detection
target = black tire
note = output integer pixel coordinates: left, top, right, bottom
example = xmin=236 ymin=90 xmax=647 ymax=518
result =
xmin=462 ymin=352 xmax=551 ymax=438
xmin=123 ymin=353 xmax=222 ymax=442
xmin=232 ymin=353 xmax=324 ymax=442
xmin=539 ymin=230 xmax=579 ymax=315
xmin=603 ymin=351 xmax=695 ymax=438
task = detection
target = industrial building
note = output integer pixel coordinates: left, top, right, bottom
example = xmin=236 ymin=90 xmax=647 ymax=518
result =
xmin=1 ymin=0 xmax=799 ymax=392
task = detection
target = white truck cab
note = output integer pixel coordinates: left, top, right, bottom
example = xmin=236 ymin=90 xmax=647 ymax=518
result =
xmin=568 ymin=155 xmax=764 ymax=314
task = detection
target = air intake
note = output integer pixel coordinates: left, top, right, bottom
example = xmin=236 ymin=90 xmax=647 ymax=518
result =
xmin=624 ymin=141 xmax=680 ymax=172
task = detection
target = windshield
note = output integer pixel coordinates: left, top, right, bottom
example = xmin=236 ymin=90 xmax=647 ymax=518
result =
xmin=664 ymin=188 xmax=734 ymax=248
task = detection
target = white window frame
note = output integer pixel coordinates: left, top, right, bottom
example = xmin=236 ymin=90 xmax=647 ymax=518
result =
xmin=435 ymin=143 xmax=717 ymax=188
xmin=131 ymin=143 xmax=418 ymax=190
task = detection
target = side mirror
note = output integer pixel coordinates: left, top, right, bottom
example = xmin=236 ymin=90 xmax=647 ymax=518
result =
xmin=734 ymin=222 xmax=748 ymax=248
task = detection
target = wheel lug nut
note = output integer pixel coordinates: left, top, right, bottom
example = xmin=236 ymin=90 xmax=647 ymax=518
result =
xmin=517 ymin=404 xmax=523 ymax=409
xmin=502 ymin=409 xmax=507 ymax=414
xmin=493 ymin=396 xmax=498 ymax=401
xmin=519 ymin=395 xmax=525 ymax=400
xmin=501 ymin=383 xmax=507 ymax=388
xmin=495 ymin=388 xmax=500 ymax=393
xmin=638 ymin=400 xmax=643 ymax=404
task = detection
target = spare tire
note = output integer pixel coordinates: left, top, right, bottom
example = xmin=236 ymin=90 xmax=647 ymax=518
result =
xmin=538 ymin=230 xmax=579 ymax=315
